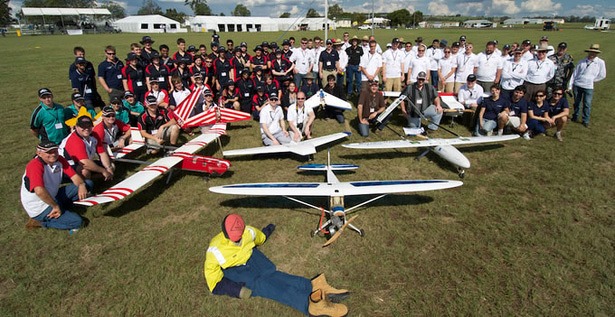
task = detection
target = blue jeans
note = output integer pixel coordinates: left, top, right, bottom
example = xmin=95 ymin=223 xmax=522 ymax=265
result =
xmin=430 ymin=70 xmax=439 ymax=88
xmin=346 ymin=65 xmax=361 ymax=95
xmin=294 ymin=73 xmax=306 ymax=90
xmin=406 ymin=105 xmax=443 ymax=130
xmin=572 ymin=85 xmax=594 ymax=124
xmin=224 ymin=249 xmax=311 ymax=314
xmin=336 ymin=73 xmax=345 ymax=89
xmin=32 ymin=181 xmax=92 ymax=230
xmin=475 ymin=119 xmax=497 ymax=136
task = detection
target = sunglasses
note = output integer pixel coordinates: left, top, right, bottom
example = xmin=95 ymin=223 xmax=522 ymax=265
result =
xmin=297 ymin=97 xmax=305 ymax=100
xmin=104 ymin=114 xmax=116 ymax=118
xmin=106 ymin=52 xmax=116 ymax=55
xmin=536 ymin=94 xmax=545 ymax=97
xmin=553 ymin=92 xmax=563 ymax=95
xmin=418 ymin=49 xmax=425 ymax=52
xmin=444 ymin=51 xmax=451 ymax=53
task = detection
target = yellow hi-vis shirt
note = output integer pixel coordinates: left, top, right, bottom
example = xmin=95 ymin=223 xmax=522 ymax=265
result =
xmin=204 ymin=226 xmax=267 ymax=292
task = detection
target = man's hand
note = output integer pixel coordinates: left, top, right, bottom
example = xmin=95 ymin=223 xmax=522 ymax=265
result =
xmin=47 ymin=205 xmax=61 ymax=219
xmin=102 ymin=169 xmax=113 ymax=181
xmin=78 ymin=183 xmax=88 ymax=200
xmin=359 ymin=118 xmax=369 ymax=124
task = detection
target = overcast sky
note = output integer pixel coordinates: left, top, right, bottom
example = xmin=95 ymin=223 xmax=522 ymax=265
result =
xmin=10 ymin=0 xmax=615 ymax=19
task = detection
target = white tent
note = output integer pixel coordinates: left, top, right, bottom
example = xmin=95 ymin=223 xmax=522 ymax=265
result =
xmin=114 ymin=15 xmax=186 ymax=33
xmin=189 ymin=16 xmax=278 ymax=33
xmin=300 ymin=18 xmax=336 ymax=31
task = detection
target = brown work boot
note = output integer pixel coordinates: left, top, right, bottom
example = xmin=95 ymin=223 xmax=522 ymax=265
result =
xmin=311 ymin=274 xmax=350 ymax=303
xmin=308 ymin=289 xmax=348 ymax=317
xmin=25 ymin=218 xmax=42 ymax=230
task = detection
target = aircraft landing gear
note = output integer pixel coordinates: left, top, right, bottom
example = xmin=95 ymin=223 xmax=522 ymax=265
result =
xmin=457 ymin=168 xmax=465 ymax=178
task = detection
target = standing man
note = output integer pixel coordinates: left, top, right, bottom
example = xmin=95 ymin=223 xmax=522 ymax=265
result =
xmin=401 ymin=71 xmax=443 ymax=131
xmin=547 ymin=42 xmax=574 ymax=98
xmin=426 ymin=39 xmax=443 ymax=88
xmin=98 ymin=45 xmax=125 ymax=102
xmin=70 ymin=57 xmax=100 ymax=110
xmin=500 ymin=48 xmax=528 ymax=99
xmin=140 ymin=36 xmax=158 ymax=63
xmin=524 ymin=44 xmax=555 ymax=101
xmin=407 ymin=44 xmax=431 ymax=85
xmin=319 ymin=39 xmax=340 ymax=85
xmin=30 ymin=88 xmax=69 ymax=145
xmin=475 ymin=40 xmax=504 ymax=91
xmin=359 ymin=40 xmax=383 ymax=92
xmin=20 ymin=141 xmax=90 ymax=231
xmin=290 ymin=38 xmax=314 ymax=89
xmin=345 ymin=36 xmax=363 ymax=96
xmin=454 ymin=42 xmax=478 ymax=93
xmin=381 ymin=37 xmax=404 ymax=95
xmin=567 ymin=44 xmax=607 ymax=127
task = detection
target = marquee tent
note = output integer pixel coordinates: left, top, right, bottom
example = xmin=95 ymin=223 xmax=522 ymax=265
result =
xmin=114 ymin=15 xmax=186 ymax=33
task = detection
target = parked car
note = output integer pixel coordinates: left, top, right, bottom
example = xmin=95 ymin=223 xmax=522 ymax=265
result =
xmin=358 ymin=25 xmax=372 ymax=30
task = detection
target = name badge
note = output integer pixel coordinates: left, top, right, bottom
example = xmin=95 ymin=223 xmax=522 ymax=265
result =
xmin=55 ymin=123 xmax=63 ymax=129
xmin=326 ymin=61 xmax=332 ymax=66
xmin=510 ymin=110 xmax=516 ymax=116
xmin=369 ymin=107 xmax=375 ymax=113
xmin=117 ymin=74 xmax=122 ymax=79
xmin=85 ymin=88 xmax=92 ymax=94
xmin=136 ymin=81 xmax=143 ymax=87
xmin=221 ymin=72 xmax=227 ymax=77
xmin=158 ymin=77 xmax=165 ymax=82
xmin=416 ymin=99 xmax=423 ymax=105
xmin=151 ymin=129 xmax=158 ymax=135
xmin=244 ymin=93 xmax=250 ymax=97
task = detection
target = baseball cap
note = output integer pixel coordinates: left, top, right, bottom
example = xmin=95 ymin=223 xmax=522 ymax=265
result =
xmin=203 ymin=89 xmax=213 ymax=96
xmin=149 ymin=77 xmax=159 ymax=83
xmin=218 ymin=47 xmax=226 ymax=52
xmin=38 ymin=88 xmax=52 ymax=98
xmin=102 ymin=106 xmax=115 ymax=116
xmin=256 ymin=86 xmax=265 ymax=92
xmin=467 ymin=74 xmax=477 ymax=82
xmin=150 ymin=51 xmax=160 ymax=59
xmin=145 ymin=95 xmax=158 ymax=105
xmin=222 ymin=213 xmax=245 ymax=242
xmin=391 ymin=37 xmax=400 ymax=44
xmin=368 ymin=80 xmax=379 ymax=86
xmin=75 ymin=57 xmax=87 ymax=64
xmin=37 ymin=141 xmax=59 ymax=152
xmin=459 ymin=35 xmax=466 ymax=41
xmin=71 ymin=92 xmax=85 ymax=101
xmin=503 ymin=44 xmax=511 ymax=50
xmin=187 ymin=45 xmax=196 ymax=52
xmin=487 ymin=40 xmax=496 ymax=46
xmin=282 ymin=39 xmax=290 ymax=46
xmin=452 ymin=41 xmax=460 ymax=47
xmin=261 ymin=41 xmax=269 ymax=48
xmin=558 ymin=42 xmax=567 ymax=49
xmin=522 ymin=39 xmax=531 ymax=45
xmin=211 ymin=42 xmax=219 ymax=48
xmin=240 ymin=42 xmax=247 ymax=47
xmin=269 ymin=92 xmax=278 ymax=100
xmin=76 ymin=115 xmax=94 ymax=128
xmin=417 ymin=71 xmax=427 ymax=80
xmin=326 ymin=39 xmax=333 ymax=45
xmin=126 ymin=52 xmax=138 ymax=61
xmin=140 ymin=36 xmax=154 ymax=44
xmin=540 ymin=36 xmax=549 ymax=41
xmin=110 ymin=96 xmax=122 ymax=104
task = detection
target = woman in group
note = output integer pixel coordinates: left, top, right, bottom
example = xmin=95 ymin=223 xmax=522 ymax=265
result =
xmin=437 ymin=47 xmax=457 ymax=93
xmin=263 ymin=74 xmax=282 ymax=104
xmin=220 ymin=80 xmax=240 ymax=110
xmin=171 ymin=60 xmax=192 ymax=91
xmin=280 ymin=81 xmax=298 ymax=118
xmin=122 ymin=52 xmax=147 ymax=102
xmin=527 ymin=89 xmax=553 ymax=138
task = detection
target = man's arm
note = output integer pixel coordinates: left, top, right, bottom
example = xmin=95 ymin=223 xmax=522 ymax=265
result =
xmin=69 ymin=174 xmax=88 ymax=200
xmin=33 ymin=186 xmax=61 ymax=218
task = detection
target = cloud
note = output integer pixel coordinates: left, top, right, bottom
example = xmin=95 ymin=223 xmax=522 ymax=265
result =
xmin=455 ymin=2 xmax=483 ymax=15
xmin=428 ymin=1 xmax=452 ymax=15
xmin=520 ymin=0 xmax=562 ymax=13
xmin=491 ymin=0 xmax=520 ymax=15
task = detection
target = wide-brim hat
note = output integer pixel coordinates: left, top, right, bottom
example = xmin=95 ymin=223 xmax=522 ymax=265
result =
xmin=304 ymin=72 xmax=314 ymax=79
xmin=140 ymin=36 xmax=154 ymax=44
xmin=584 ymin=44 xmax=601 ymax=53
xmin=351 ymin=36 xmax=359 ymax=43
xmin=535 ymin=43 xmax=552 ymax=52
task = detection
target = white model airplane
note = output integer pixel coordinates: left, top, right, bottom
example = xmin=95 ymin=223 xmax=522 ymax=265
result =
xmin=223 ymin=132 xmax=350 ymax=158
xmin=343 ymin=133 xmax=519 ymax=178
xmin=209 ymin=152 xmax=463 ymax=246
xmin=76 ymin=124 xmax=231 ymax=207
xmin=301 ymin=89 xmax=353 ymax=111
xmin=174 ymin=86 xmax=251 ymax=128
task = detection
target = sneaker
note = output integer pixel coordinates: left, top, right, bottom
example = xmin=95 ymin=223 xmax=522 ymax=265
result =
xmin=522 ymin=132 xmax=531 ymax=140
xmin=555 ymin=131 xmax=563 ymax=142
xmin=69 ymin=228 xmax=79 ymax=236
xmin=582 ymin=122 xmax=590 ymax=128
xmin=486 ymin=131 xmax=493 ymax=136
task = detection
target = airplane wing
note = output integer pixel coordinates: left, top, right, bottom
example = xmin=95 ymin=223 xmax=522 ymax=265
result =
xmin=110 ymin=127 xmax=146 ymax=160
xmin=209 ymin=179 xmax=462 ymax=197
xmin=174 ymin=86 xmax=205 ymax=125
xmin=343 ymin=135 xmax=520 ymax=149
xmin=75 ymin=131 xmax=222 ymax=206
xmin=223 ymin=132 xmax=349 ymax=157
xmin=303 ymin=90 xmax=352 ymax=110
xmin=183 ymin=107 xmax=251 ymax=128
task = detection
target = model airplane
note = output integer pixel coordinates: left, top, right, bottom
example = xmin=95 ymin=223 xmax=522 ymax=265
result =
xmin=343 ymin=133 xmax=519 ymax=178
xmin=174 ymin=86 xmax=251 ymax=128
xmin=209 ymin=152 xmax=463 ymax=246
xmin=223 ymin=132 xmax=350 ymax=158
xmin=75 ymin=124 xmax=231 ymax=207
xmin=301 ymin=90 xmax=353 ymax=111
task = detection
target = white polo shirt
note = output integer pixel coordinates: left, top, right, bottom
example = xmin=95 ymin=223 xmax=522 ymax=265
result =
xmin=568 ymin=56 xmax=607 ymax=90
xmin=382 ymin=48 xmax=404 ymax=78
xmin=259 ymin=104 xmax=284 ymax=135
xmin=426 ymin=46 xmax=443 ymax=71
xmin=287 ymin=103 xmax=314 ymax=127
xmin=359 ymin=51 xmax=383 ymax=82
xmin=500 ymin=60 xmax=528 ymax=90
xmin=457 ymin=84 xmax=485 ymax=108
xmin=438 ymin=57 xmax=457 ymax=83
xmin=290 ymin=48 xmax=315 ymax=74
xmin=408 ymin=55 xmax=430 ymax=82
xmin=475 ymin=52 xmax=503 ymax=82
xmin=455 ymin=53 xmax=478 ymax=83
xmin=525 ymin=57 xmax=555 ymax=84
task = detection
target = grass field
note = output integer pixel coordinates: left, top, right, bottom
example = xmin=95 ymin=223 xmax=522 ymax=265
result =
xmin=0 ymin=26 xmax=614 ymax=316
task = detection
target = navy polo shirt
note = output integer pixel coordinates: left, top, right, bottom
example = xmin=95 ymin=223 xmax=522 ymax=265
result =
xmin=548 ymin=98 xmax=569 ymax=116
xmin=319 ymin=50 xmax=339 ymax=70
xmin=98 ymin=59 xmax=125 ymax=90
xmin=481 ymin=97 xmax=509 ymax=121
xmin=529 ymin=102 xmax=548 ymax=117
xmin=508 ymin=98 xmax=528 ymax=117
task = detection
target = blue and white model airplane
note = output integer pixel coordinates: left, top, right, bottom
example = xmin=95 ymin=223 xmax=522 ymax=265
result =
xmin=209 ymin=152 xmax=463 ymax=246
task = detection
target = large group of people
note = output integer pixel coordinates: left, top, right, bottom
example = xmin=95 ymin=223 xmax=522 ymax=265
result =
xmin=21 ymin=31 xmax=607 ymax=316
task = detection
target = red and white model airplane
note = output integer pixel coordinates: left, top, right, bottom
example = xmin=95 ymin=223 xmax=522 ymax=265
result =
xmin=173 ymin=86 xmax=251 ymax=129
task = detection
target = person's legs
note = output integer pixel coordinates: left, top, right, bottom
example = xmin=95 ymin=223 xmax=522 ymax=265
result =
xmin=581 ymin=88 xmax=594 ymax=125
xmin=273 ymin=131 xmax=291 ymax=144
xmin=33 ymin=205 xmax=82 ymax=230
xmin=294 ymin=73 xmax=305 ymax=90
xmin=407 ymin=116 xmax=421 ymax=128
xmin=358 ymin=122 xmax=369 ymax=137
xmin=572 ymin=85 xmax=583 ymax=122
xmin=430 ymin=70 xmax=439 ymax=87
xmin=423 ymin=105 xmax=443 ymax=130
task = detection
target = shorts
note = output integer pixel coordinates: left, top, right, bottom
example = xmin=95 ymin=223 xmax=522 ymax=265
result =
xmin=146 ymin=126 xmax=172 ymax=145
xmin=506 ymin=117 xmax=527 ymax=130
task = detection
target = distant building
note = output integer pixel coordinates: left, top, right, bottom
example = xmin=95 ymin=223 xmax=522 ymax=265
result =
xmin=335 ymin=19 xmax=352 ymax=28
xmin=463 ymin=20 xmax=496 ymax=28
xmin=114 ymin=15 xmax=186 ymax=33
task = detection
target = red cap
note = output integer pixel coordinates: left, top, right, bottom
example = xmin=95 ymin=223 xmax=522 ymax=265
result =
xmin=222 ymin=214 xmax=245 ymax=242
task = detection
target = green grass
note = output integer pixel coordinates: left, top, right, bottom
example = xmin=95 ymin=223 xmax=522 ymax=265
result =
xmin=0 ymin=27 xmax=614 ymax=316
